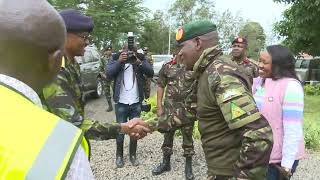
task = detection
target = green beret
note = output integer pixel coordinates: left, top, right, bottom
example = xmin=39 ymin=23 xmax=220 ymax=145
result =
xmin=176 ymin=20 xmax=217 ymax=44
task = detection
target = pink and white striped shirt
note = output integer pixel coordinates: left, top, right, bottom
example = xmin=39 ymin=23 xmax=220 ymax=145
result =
xmin=253 ymin=77 xmax=305 ymax=169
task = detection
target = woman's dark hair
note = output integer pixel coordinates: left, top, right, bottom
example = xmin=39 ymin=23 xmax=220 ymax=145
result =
xmin=266 ymin=45 xmax=300 ymax=81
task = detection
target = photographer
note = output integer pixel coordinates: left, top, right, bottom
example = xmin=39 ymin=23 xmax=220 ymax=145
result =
xmin=107 ymin=37 xmax=154 ymax=168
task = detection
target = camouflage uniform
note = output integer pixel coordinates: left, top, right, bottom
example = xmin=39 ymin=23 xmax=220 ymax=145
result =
xmin=41 ymin=57 xmax=121 ymax=140
xmin=144 ymin=52 xmax=153 ymax=99
xmin=233 ymin=57 xmax=259 ymax=84
xmin=100 ymin=54 xmax=113 ymax=100
xmin=157 ymin=60 xmax=197 ymax=157
xmin=193 ymin=47 xmax=272 ymax=180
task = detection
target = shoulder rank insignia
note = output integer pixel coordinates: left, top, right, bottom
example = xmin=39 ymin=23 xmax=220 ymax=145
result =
xmin=223 ymin=89 xmax=241 ymax=101
xmin=231 ymin=102 xmax=246 ymax=119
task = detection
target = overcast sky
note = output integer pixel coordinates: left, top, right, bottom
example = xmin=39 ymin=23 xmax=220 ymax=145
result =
xmin=143 ymin=0 xmax=290 ymax=44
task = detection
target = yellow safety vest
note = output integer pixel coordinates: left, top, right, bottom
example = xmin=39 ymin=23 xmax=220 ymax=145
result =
xmin=0 ymin=84 xmax=89 ymax=180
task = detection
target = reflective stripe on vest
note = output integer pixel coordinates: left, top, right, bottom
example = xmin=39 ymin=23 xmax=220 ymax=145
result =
xmin=0 ymin=84 xmax=86 ymax=180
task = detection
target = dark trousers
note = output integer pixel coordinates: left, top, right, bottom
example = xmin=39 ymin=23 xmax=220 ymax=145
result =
xmin=115 ymin=102 xmax=141 ymax=144
xmin=161 ymin=122 xmax=195 ymax=157
xmin=267 ymin=160 xmax=299 ymax=180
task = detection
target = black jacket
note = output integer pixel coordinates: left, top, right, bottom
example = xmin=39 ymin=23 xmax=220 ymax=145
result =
xmin=106 ymin=53 xmax=154 ymax=103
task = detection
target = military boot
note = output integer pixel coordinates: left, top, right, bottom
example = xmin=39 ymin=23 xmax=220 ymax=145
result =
xmin=116 ymin=142 xmax=124 ymax=168
xmin=152 ymin=154 xmax=171 ymax=175
xmin=185 ymin=157 xmax=194 ymax=180
xmin=129 ymin=140 xmax=139 ymax=166
xmin=106 ymin=98 xmax=113 ymax=112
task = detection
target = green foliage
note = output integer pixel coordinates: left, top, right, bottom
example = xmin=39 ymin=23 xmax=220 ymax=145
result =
xmin=303 ymin=95 xmax=320 ymax=150
xmin=273 ymin=0 xmax=320 ymax=56
xmin=49 ymin=0 xmax=147 ymax=48
xmin=169 ymin=0 xmax=215 ymax=26
xmin=304 ymin=84 xmax=320 ymax=96
xmin=141 ymin=95 xmax=157 ymax=121
xmin=239 ymin=22 xmax=266 ymax=60
xmin=139 ymin=10 xmax=175 ymax=54
xmin=215 ymin=10 xmax=246 ymax=51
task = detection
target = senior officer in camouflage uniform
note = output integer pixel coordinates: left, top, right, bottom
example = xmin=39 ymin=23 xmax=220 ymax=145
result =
xmin=175 ymin=21 xmax=273 ymax=180
xmin=143 ymin=47 xmax=153 ymax=99
xmin=41 ymin=10 xmax=150 ymax=142
xmin=231 ymin=37 xmax=259 ymax=83
xmin=152 ymin=52 xmax=196 ymax=180
xmin=100 ymin=45 xmax=113 ymax=112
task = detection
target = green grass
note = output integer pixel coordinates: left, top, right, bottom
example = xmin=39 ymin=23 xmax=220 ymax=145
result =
xmin=303 ymin=95 xmax=320 ymax=150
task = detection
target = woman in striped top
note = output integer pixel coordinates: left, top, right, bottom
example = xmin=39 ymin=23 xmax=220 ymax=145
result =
xmin=253 ymin=45 xmax=305 ymax=180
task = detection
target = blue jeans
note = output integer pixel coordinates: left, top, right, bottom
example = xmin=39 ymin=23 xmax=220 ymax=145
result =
xmin=267 ymin=160 xmax=299 ymax=180
xmin=115 ymin=102 xmax=141 ymax=144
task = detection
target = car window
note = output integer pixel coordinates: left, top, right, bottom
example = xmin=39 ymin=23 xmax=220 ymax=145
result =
xmin=153 ymin=56 xmax=172 ymax=63
xmin=300 ymin=60 xmax=310 ymax=68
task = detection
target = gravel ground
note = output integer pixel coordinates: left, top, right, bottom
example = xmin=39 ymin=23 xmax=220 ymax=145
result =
xmin=85 ymin=91 xmax=320 ymax=180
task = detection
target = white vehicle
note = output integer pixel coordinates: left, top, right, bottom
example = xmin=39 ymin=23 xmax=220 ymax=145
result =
xmin=152 ymin=54 xmax=173 ymax=76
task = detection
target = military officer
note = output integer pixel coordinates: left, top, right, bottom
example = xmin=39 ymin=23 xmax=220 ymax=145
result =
xmin=152 ymin=52 xmax=196 ymax=180
xmin=143 ymin=47 xmax=153 ymax=99
xmin=141 ymin=20 xmax=273 ymax=180
xmin=100 ymin=45 xmax=113 ymax=112
xmin=41 ymin=9 xmax=150 ymax=142
xmin=231 ymin=37 xmax=259 ymax=83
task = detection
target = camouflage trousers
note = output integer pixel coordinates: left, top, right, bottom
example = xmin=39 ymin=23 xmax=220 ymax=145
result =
xmin=144 ymin=78 xmax=152 ymax=99
xmin=161 ymin=122 xmax=195 ymax=157
xmin=103 ymin=79 xmax=112 ymax=100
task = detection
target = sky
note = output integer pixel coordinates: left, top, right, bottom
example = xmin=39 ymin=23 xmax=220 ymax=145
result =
xmin=143 ymin=0 xmax=290 ymax=44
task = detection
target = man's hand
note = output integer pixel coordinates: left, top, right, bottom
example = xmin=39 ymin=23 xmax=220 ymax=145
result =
xmin=157 ymin=105 xmax=164 ymax=117
xmin=120 ymin=118 xmax=151 ymax=140
xmin=119 ymin=51 xmax=128 ymax=63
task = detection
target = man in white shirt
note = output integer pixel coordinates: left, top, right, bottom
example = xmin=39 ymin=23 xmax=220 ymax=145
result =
xmin=107 ymin=44 xmax=154 ymax=168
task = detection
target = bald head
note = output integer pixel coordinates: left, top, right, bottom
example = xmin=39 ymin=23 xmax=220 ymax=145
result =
xmin=0 ymin=0 xmax=66 ymax=51
xmin=0 ymin=0 xmax=67 ymax=91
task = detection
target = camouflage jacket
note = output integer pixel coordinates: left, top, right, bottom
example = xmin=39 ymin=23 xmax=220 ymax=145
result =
xmin=147 ymin=60 xmax=197 ymax=130
xmin=145 ymin=52 xmax=153 ymax=65
xmin=194 ymin=46 xmax=273 ymax=179
xmin=100 ymin=54 xmax=112 ymax=73
xmin=41 ymin=57 xmax=120 ymax=140
xmin=232 ymin=57 xmax=259 ymax=84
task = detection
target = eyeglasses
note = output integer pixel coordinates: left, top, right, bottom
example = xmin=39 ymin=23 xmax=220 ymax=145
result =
xmin=74 ymin=32 xmax=91 ymax=41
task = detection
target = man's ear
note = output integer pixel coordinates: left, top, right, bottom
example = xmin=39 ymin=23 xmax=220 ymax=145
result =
xmin=194 ymin=37 xmax=202 ymax=51
xmin=48 ymin=49 xmax=63 ymax=72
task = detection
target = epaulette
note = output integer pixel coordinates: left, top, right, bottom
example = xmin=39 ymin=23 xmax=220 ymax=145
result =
xmin=244 ymin=58 xmax=259 ymax=66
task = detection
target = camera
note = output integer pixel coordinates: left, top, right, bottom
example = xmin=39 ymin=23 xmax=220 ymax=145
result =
xmin=126 ymin=32 xmax=137 ymax=64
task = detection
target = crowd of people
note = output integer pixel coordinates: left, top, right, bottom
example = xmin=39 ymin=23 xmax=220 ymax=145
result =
xmin=0 ymin=0 xmax=305 ymax=180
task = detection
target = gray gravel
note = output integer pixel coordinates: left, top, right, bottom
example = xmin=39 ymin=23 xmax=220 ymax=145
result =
xmin=85 ymin=95 xmax=320 ymax=180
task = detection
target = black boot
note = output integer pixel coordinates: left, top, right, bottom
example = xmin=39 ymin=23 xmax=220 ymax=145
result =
xmin=116 ymin=142 xmax=124 ymax=168
xmin=185 ymin=157 xmax=194 ymax=180
xmin=152 ymin=154 xmax=171 ymax=175
xmin=129 ymin=140 xmax=139 ymax=166
xmin=106 ymin=98 xmax=113 ymax=112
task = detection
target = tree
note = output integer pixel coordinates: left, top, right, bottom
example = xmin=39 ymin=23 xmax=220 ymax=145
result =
xmin=49 ymin=0 xmax=147 ymax=48
xmin=169 ymin=0 xmax=215 ymax=26
xmin=215 ymin=10 xmax=246 ymax=52
xmin=273 ymin=0 xmax=320 ymax=56
xmin=239 ymin=22 xmax=266 ymax=60
xmin=139 ymin=10 xmax=173 ymax=54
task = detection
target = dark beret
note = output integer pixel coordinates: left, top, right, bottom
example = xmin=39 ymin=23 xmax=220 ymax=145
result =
xmin=59 ymin=9 xmax=94 ymax=33
xmin=176 ymin=20 xmax=217 ymax=44
xmin=232 ymin=37 xmax=248 ymax=45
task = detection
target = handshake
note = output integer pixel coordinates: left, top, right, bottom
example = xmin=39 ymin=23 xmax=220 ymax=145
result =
xmin=120 ymin=118 xmax=152 ymax=140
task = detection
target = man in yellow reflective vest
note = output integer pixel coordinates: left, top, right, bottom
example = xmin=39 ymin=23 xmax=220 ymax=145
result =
xmin=0 ymin=0 xmax=149 ymax=179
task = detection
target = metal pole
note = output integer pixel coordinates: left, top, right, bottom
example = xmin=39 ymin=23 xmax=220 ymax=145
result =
xmin=168 ymin=0 xmax=172 ymax=55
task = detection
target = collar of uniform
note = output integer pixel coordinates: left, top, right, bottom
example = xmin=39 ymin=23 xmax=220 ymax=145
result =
xmin=193 ymin=45 xmax=222 ymax=75
xmin=0 ymin=74 xmax=42 ymax=107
